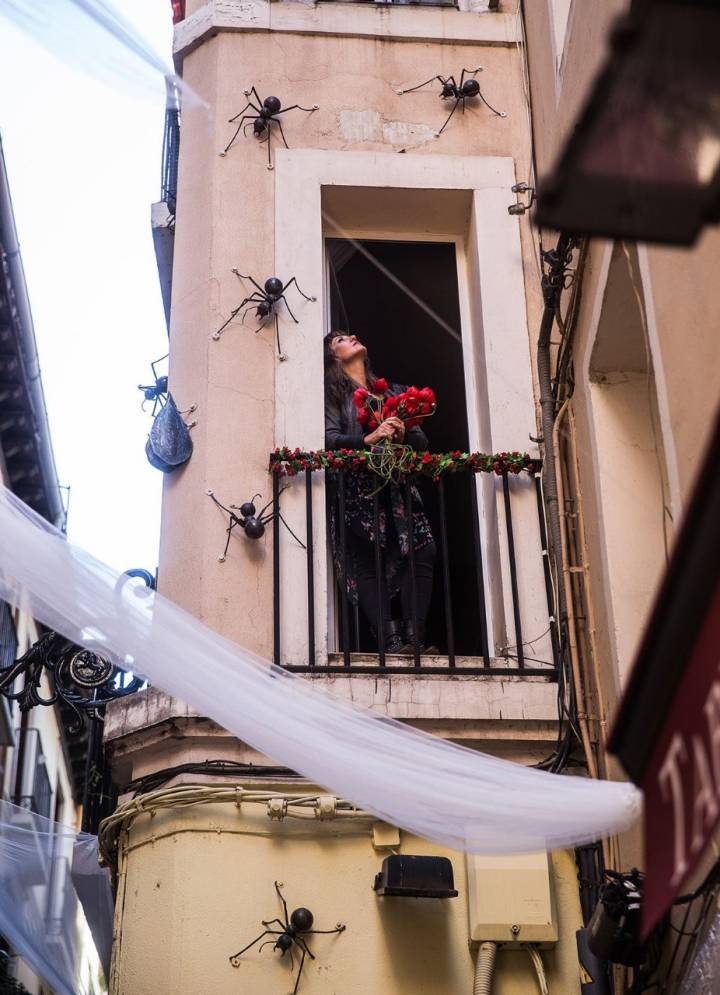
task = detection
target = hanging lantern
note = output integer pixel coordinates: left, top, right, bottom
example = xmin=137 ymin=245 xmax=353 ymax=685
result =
xmin=535 ymin=0 xmax=720 ymax=245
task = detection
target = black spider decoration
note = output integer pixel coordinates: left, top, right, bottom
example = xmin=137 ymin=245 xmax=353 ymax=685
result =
xmin=211 ymin=268 xmax=316 ymax=360
xmin=398 ymin=67 xmax=506 ymax=137
xmin=137 ymin=354 xmax=198 ymax=420
xmin=219 ymin=87 xmax=319 ymax=169
xmin=229 ymin=881 xmax=346 ymax=995
xmin=138 ymin=354 xmax=169 ymax=415
xmin=207 ymin=489 xmax=305 ymax=560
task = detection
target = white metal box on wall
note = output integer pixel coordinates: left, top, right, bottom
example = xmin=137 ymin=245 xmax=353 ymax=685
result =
xmin=466 ymin=851 xmax=558 ymax=945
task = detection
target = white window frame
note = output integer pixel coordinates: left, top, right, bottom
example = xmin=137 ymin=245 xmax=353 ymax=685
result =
xmin=273 ymin=149 xmax=547 ymax=667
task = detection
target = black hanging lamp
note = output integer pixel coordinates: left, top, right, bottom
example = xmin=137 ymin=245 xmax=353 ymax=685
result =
xmin=535 ymin=0 xmax=720 ymax=245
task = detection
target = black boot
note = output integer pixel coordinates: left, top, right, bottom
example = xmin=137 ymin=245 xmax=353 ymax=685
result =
xmin=371 ymin=620 xmax=405 ymax=654
xmin=401 ymin=621 xmax=438 ymax=656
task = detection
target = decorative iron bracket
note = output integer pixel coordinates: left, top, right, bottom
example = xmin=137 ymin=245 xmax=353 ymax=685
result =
xmin=0 ymin=569 xmax=154 ymax=733
xmin=0 ymin=631 xmax=143 ymax=733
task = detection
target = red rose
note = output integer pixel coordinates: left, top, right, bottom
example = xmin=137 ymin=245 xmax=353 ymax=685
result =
xmin=383 ymin=396 xmax=399 ymax=416
xmin=372 ymin=378 xmax=389 ymax=393
xmin=353 ymin=387 xmax=369 ymax=407
xmin=421 ymin=452 xmax=432 ymax=464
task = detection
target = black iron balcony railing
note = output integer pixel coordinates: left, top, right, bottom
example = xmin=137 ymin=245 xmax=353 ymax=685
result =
xmin=160 ymin=97 xmax=180 ymax=215
xmin=268 ymin=449 xmax=559 ymax=677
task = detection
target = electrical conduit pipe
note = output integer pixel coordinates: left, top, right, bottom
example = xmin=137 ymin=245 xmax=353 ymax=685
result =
xmin=473 ymin=942 xmax=497 ymax=995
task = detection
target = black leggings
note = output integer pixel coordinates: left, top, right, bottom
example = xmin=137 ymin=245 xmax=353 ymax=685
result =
xmin=352 ymin=538 xmax=436 ymax=629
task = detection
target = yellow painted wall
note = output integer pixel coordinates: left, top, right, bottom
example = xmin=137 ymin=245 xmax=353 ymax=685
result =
xmin=109 ymin=797 xmax=583 ymax=995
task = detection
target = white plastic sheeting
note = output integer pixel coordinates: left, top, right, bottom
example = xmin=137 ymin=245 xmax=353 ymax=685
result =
xmin=0 ymin=484 xmax=641 ymax=853
xmin=0 ymin=799 xmax=110 ymax=995
xmin=0 ymin=0 xmax=204 ymax=108
xmin=0 ymin=0 xmax=169 ymax=99
xmin=679 ymin=912 xmax=720 ymax=995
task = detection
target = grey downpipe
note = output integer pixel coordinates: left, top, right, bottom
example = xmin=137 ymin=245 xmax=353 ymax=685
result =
xmin=473 ymin=941 xmax=497 ymax=995
xmin=0 ymin=133 xmax=64 ymax=527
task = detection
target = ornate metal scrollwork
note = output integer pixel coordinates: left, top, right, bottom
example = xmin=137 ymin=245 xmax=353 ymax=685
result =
xmin=0 ymin=631 xmax=143 ymax=733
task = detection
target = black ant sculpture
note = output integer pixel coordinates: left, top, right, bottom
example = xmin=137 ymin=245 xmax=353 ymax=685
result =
xmin=229 ymin=881 xmax=346 ymax=995
xmin=211 ymin=268 xmax=316 ymax=360
xmin=398 ymin=67 xmax=506 ymax=137
xmin=207 ymin=489 xmax=305 ymax=560
xmin=219 ymin=87 xmax=319 ymax=169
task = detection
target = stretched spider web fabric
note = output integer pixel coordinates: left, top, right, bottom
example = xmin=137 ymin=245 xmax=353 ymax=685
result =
xmin=0 ymin=485 xmax=640 ymax=852
xmin=0 ymin=799 xmax=111 ymax=995
xmin=0 ymin=0 xmax=204 ymax=107
xmin=679 ymin=910 xmax=720 ymax=994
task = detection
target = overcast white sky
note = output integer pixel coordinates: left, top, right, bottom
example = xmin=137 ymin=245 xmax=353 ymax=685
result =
xmin=0 ymin=2 xmax=173 ymax=572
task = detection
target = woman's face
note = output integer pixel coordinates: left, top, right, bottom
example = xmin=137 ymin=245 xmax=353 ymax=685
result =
xmin=330 ymin=333 xmax=366 ymax=363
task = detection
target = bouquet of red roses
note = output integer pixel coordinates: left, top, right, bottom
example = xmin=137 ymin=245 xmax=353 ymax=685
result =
xmin=352 ymin=379 xmax=437 ymax=433
xmin=352 ymin=379 xmax=437 ymax=484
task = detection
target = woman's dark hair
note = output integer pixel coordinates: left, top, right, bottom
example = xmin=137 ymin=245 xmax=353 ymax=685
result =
xmin=323 ymin=331 xmax=377 ymax=406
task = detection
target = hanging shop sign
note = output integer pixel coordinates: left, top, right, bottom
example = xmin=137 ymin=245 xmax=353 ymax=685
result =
xmin=608 ymin=410 xmax=720 ymax=936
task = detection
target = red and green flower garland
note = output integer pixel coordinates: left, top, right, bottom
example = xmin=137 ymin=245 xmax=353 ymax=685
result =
xmin=269 ymin=447 xmax=539 ymax=481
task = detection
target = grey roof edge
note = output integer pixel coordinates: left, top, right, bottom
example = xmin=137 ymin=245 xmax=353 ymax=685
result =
xmin=0 ymin=131 xmax=64 ymax=527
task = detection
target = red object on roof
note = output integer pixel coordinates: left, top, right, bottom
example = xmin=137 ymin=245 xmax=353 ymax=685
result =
xmin=171 ymin=0 xmax=186 ymax=23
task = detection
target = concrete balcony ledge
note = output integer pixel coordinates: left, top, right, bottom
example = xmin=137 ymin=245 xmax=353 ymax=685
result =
xmin=105 ymin=669 xmax=557 ymax=738
xmin=105 ymin=670 xmax=559 ymax=783
xmin=174 ymin=0 xmax=520 ymax=57
xmin=295 ymin=668 xmax=558 ymax=721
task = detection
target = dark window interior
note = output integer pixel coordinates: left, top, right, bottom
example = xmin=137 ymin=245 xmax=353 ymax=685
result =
xmin=327 ymin=238 xmax=483 ymax=655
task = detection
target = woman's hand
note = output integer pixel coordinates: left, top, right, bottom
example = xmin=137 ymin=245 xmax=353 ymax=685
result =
xmin=386 ymin=416 xmax=405 ymax=442
xmin=364 ymin=419 xmax=403 ymax=446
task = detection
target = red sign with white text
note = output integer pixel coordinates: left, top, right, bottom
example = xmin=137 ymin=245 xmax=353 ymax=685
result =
xmin=640 ymin=580 xmax=720 ymax=936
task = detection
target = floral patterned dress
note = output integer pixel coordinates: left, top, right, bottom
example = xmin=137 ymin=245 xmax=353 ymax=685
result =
xmin=324 ymin=383 xmax=434 ymax=604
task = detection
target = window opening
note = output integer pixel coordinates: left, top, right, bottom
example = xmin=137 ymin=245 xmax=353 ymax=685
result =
xmin=327 ymin=238 xmax=483 ymax=655
xmin=12 ymin=728 xmax=52 ymax=820
xmin=29 ymin=737 xmax=52 ymax=821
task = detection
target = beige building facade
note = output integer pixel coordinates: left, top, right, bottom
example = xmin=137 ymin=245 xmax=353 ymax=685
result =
xmin=104 ymin=1 xmax=720 ymax=992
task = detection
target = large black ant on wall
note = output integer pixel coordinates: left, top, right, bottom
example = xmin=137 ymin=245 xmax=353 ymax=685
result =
xmin=229 ymin=881 xmax=346 ymax=995
xmin=219 ymin=87 xmax=319 ymax=169
xmin=211 ymin=268 xmax=316 ymax=360
xmin=398 ymin=67 xmax=506 ymax=138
